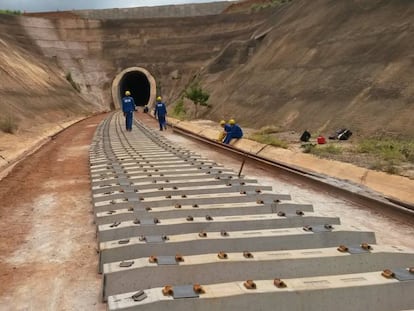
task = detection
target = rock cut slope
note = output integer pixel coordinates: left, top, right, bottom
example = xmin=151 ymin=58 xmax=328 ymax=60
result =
xmin=1 ymin=0 xmax=414 ymax=174
xmin=200 ymin=0 xmax=414 ymax=137
xmin=0 ymin=15 xmax=97 ymax=171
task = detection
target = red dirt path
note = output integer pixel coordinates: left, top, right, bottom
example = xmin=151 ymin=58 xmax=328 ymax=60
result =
xmin=0 ymin=114 xmax=106 ymax=311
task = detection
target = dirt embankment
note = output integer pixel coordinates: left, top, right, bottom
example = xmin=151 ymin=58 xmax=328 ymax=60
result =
xmin=1 ymin=0 xmax=413 ymax=183
xmin=0 ymin=114 xmax=107 ymax=311
xmin=200 ymin=0 xmax=414 ymax=138
xmin=3 ymin=0 xmax=414 ymax=141
xmin=0 ymin=15 xmax=98 ymax=172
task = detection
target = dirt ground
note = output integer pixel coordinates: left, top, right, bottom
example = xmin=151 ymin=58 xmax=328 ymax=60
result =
xmin=185 ymin=119 xmax=414 ymax=180
xmin=269 ymin=131 xmax=414 ymax=180
xmin=0 ymin=114 xmax=107 ymax=311
xmin=0 ymin=112 xmax=413 ymax=311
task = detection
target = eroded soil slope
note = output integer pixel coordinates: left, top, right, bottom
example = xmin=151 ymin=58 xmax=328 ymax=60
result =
xmin=201 ymin=0 xmax=414 ymax=138
xmin=0 ymin=15 xmax=97 ymax=170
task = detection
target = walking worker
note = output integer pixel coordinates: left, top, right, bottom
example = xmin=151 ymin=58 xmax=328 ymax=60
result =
xmin=223 ymin=119 xmax=243 ymax=144
xmin=154 ymin=96 xmax=167 ymax=131
xmin=122 ymin=90 xmax=135 ymax=131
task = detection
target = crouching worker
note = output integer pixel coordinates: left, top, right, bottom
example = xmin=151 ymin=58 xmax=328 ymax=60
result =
xmin=223 ymin=119 xmax=243 ymax=144
xmin=217 ymin=120 xmax=231 ymax=142
xmin=122 ymin=90 xmax=135 ymax=132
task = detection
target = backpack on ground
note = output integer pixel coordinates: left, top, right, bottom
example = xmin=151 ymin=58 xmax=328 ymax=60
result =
xmin=300 ymin=130 xmax=311 ymax=142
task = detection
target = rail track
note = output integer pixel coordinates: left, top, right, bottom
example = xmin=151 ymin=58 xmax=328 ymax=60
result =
xmin=90 ymin=112 xmax=414 ymax=311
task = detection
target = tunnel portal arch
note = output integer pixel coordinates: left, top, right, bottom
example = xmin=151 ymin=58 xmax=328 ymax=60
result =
xmin=112 ymin=67 xmax=156 ymax=109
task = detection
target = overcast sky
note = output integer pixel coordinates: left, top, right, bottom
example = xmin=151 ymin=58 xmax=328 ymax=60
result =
xmin=0 ymin=0 xmax=230 ymax=12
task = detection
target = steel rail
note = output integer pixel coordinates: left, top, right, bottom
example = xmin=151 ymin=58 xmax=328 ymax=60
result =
xmin=170 ymin=123 xmax=414 ymax=219
xmin=90 ymin=113 xmax=414 ymax=310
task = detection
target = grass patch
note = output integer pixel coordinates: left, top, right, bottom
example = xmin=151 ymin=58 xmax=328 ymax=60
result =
xmin=355 ymin=138 xmax=414 ymax=163
xmin=303 ymin=143 xmax=343 ymax=156
xmin=0 ymin=10 xmax=21 ymax=15
xmin=256 ymin=125 xmax=282 ymax=135
xmin=0 ymin=115 xmax=19 ymax=134
xmin=249 ymin=133 xmax=288 ymax=148
xmin=301 ymin=143 xmax=315 ymax=154
xmin=352 ymin=138 xmax=413 ymax=175
xmin=171 ymin=97 xmax=187 ymax=120
xmin=369 ymin=160 xmax=400 ymax=175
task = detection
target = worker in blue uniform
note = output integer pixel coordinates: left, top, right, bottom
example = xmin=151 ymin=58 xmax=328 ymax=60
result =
xmin=223 ymin=119 xmax=243 ymax=144
xmin=122 ymin=90 xmax=135 ymax=131
xmin=218 ymin=120 xmax=231 ymax=142
xmin=154 ymin=96 xmax=167 ymax=131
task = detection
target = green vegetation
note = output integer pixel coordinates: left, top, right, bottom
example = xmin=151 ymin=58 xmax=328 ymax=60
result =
xmin=0 ymin=115 xmax=19 ymax=134
xmin=355 ymin=138 xmax=414 ymax=163
xmin=255 ymin=125 xmax=282 ymax=135
xmin=184 ymin=83 xmax=210 ymax=118
xmin=301 ymin=143 xmax=316 ymax=154
xmin=304 ymin=143 xmax=343 ymax=157
xmin=300 ymin=137 xmax=413 ymax=176
xmin=171 ymin=97 xmax=187 ymax=120
xmin=369 ymin=160 xmax=400 ymax=175
xmin=0 ymin=10 xmax=22 ymax=15
xmin=251 ymin=0 xmax=292 ymax=11
xmin=249 ymin=126 xmax=288 ymax=148
xmin=249 ymin=133 xmax=288 ymax=148
xmin=353 ymin=138 xmax=414 ymax=174
xmin=65 ymin=72 xmax=81 ymax=93
xmin=250 ymin=133 xmax=289 ymax=148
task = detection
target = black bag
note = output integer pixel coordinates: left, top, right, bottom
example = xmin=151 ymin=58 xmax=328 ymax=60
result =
xmin=300 ymin=130 xmax=311 ymax=142
xmin=338 ymin=129 xmax=352 ymax=140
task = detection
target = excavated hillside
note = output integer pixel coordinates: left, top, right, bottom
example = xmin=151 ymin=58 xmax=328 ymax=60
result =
xmin=0 ymin=15 xmax=98 ymax=169
xmin=0 ymin=2 xmax=273 ymax=172
xmin=0 ymin=0 xmax=413 ymax=171
xmin=201 ymin=0 xmax=414 ymax=137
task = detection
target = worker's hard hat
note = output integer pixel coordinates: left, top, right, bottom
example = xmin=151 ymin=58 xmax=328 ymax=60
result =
xmin=229 ymin=119 xmax=235 ymax=125
xmin=125 ymin=91 xmax=131 ymax=96
xmin=156 ymin=96 xmax=162 ymax=101
xmin=219 ymin=120 xmax=226 ymax=125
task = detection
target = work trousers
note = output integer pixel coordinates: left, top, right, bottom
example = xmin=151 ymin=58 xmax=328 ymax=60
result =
xmin=125 ymin=111 xmax=133 ymax=130
xmin=158 ymin=115 xmax=166 ymax=130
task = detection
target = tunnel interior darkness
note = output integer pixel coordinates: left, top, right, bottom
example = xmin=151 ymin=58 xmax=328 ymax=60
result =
xmin=120 ymin=71 xmax=151 ymax=107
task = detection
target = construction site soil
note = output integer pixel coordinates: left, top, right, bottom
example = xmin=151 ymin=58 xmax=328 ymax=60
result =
xmin=0 ymin=112 xmax=413 ymax=310
xmin=0 ymin=1 xmax=413 ymax=307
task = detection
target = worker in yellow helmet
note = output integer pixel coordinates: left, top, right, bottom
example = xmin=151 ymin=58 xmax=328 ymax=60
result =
xmin=223 ymin=119 xmax=243 ymax=144
xmin=122 ymin=90 xmax=135 ymax=131
xmin=154 ymin=96 xmax=167 ymax=131
xmin=217 ymin=120 xmax=230 ymax=142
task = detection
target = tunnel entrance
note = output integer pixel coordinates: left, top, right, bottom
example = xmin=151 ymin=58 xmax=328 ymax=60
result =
xmin=111 ymin=67 xmax=156 ymax=110
xmin=120 ymin=71 xmax=150 ymax=107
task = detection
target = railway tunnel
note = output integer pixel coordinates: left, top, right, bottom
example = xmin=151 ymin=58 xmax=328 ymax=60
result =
xmin=112 ymin=67 xmax=157 ymax=109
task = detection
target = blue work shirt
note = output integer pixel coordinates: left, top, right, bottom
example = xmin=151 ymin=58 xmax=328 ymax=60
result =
xmin=122 ymin=96 xmax=135 ymax=113
xmin=154 ymin=102 xmax=167 ymax=117
xmin=224 ymin=124 xmax=232 ymax=132
xmin=230 ymin=124 xmax=243 ymax=138
xmin=223 ymin=124 xmax=243 ymax=144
